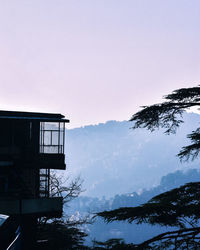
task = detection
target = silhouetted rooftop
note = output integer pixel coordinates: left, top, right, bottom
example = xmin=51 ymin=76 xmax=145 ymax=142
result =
xmin=0 ymin=110 xmax=69 ymax=122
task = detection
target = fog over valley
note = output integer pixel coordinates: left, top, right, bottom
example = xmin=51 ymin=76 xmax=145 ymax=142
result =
xmin=65 ymin=112 xmax=200 ymax=198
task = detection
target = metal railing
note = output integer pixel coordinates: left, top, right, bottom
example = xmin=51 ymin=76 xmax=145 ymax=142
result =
xmin=7 ymin=226 xmax=21 ymax=250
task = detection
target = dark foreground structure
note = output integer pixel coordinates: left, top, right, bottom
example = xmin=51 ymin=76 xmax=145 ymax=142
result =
xmin=0 ymin=110 xmax=69 ymax=249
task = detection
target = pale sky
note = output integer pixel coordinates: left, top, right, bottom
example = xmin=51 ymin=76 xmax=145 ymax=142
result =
xmin=0 ymin=0 xmax=200 ymax=128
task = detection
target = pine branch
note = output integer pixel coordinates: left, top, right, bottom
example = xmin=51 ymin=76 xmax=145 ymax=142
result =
xmin=136 ymin=227 xmax=200 ymax=248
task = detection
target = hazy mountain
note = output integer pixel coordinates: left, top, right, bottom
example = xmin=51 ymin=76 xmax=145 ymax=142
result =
xmin=66 ymin=169 xmax=200 ymax=245
xmin=65 ymin=112 xmax=200 ymax=198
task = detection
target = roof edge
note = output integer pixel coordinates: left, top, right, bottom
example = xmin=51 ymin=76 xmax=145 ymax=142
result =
xmin=0 ymin=110 xmax=69 ymax=121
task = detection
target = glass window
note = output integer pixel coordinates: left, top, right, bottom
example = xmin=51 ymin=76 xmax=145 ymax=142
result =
xmin=40 ymin=122 xmax=65 ymax=154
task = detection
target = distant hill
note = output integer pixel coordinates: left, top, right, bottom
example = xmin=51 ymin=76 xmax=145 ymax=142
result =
xmin=65 ymin=112 xmax=200 ymax=197
xmin=67 ymin=168 xmax=200 ymax=245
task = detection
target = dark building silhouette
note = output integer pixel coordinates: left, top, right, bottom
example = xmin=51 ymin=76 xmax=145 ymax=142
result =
xmin=0 ymin=110 xmax=69 ymax=249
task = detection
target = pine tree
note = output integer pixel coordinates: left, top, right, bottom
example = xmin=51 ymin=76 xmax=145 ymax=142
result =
xmin=98 ymin=86 xmax=200 ymax=249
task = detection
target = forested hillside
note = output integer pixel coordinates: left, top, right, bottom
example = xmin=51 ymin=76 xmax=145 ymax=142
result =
xmin=66 ymin=112 xmax=200 ymax=197
xmin=67 ymin=169 xmax=200 ymax=245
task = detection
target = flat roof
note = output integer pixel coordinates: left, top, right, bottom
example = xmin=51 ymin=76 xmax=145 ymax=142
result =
xmin=0 ymin=110 xmax=70 ymax=122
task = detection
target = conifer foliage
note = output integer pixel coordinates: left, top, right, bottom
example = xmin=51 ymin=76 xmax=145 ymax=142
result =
xmin=98 ymin=86 xmax=200 ymax=249
xmin=131 ymin=86 xmax=200 ymax=160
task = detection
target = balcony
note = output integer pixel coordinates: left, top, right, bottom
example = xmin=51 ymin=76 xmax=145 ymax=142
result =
xmin=37 ymin=153 xmax=66 ymax=170
xmin=0 ymin=197 xmax=63 ymax=217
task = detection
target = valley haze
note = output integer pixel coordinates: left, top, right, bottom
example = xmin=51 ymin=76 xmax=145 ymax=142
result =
xmin=65 ymin=112 xmax=200 ymax=198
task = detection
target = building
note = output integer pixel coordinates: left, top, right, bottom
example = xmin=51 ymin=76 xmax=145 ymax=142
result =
xmin=0 ymin=110 xmax=69 ymax=249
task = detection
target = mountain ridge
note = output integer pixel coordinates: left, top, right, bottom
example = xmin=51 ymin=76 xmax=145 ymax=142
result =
xmin=66 ymin=112 xmax=200 ymax=197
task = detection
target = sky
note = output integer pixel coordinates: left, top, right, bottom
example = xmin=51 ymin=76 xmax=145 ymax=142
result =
xmin=0 ymin=1 xmax=200 ymax=128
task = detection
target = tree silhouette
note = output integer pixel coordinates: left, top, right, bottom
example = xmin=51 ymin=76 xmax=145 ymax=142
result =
xmin=98 ymin=86 xmax=200 ymax=249
xmin=98 ymin=182 xmax=200 ymax=248
xmin=37 ymin=173 xmax=90 ymax=249
xmin=130 ymin=86 xmax=200 ymax=160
